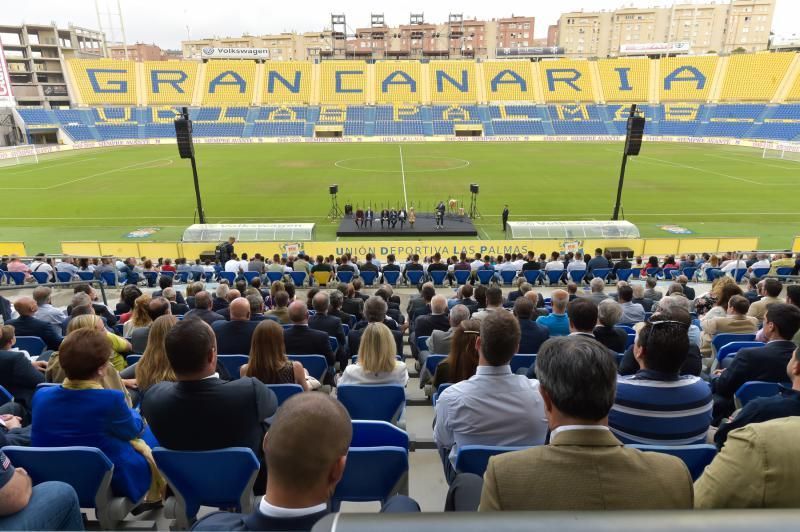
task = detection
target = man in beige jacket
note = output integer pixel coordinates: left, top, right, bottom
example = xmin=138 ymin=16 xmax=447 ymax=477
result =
xmin=701 ymin=295 xmax=759 ymax=357
xmin=747 ymin=278 xmax=783 ymax=322
xmin=477 ymin=336 xmax=693 ymax=511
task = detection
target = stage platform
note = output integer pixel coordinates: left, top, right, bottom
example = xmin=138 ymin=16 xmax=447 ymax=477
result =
xmin=336 ymin=212 xmax=478 ymax=238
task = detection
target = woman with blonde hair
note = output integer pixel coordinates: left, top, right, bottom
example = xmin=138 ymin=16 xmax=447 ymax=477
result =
xmin=123 ymin=293 xmax=152 ymax=337
xmin=339 ymin=322 xmax=408 ymax=385
xmin=134 ymin=315 xmax=178 ymax=391
xmin=241 ymin=320 xmax=308 ymax=389
xmin=432 ymin=319 xmax=480 ymax=388
xmin=67 ymin=314 xmax=131 ymax=371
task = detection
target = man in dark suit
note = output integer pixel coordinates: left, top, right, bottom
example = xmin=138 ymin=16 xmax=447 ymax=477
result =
xmin=151 ymin=275 xmax=186 ymax=305
xmin=184 ymin=291 xmax=225 ymax=327
xmin=380 ymin=253 xmax=402 ymax=283
xmin=676 ymin=275 xmax=695 ymax=301
xmin=308 ymin=292 xmax=347 ymax=367
xmin=329 ymin=291 xmax=354 ymax=327
xmin=407 ymin=283 xmax=435 ymax=330
xmin=212 ymin=298 xmax=259 ymax=355
xmin=403 ymin=254 xmax=425 ymax=282
xmin=0 ymin=326 xmax=45 ymax=413
xmin=212 ymin=285 xmax=230 ymax=312
xmin=411 ymin=295 xmax=450 ymax=358
xmin=513 ymin=297 xmax=550 ymax=354
xmin=341 ymin=284 xmax=364 ymax=322
xmin=501 ymin=205 xmax=509 ymax=233
xmin=359 ymin=254 xmax=379 ymax=277
xmin=351 ymin=279 xmax=369 ymax=302
xmin=375 ymin=287 xmax=404 ymax=326
xmin=141 ymin=319 xmax=277 ymax=462
xmin=163 ymin=287 xmax=189 ymax=316
xmin=193 ymin=393 xmax=418 ymax=531
xmin=283 ymin=302 xmax=334 ymax=366
xmin=214 ymin=289 xmax=243 ymax=321
xmin=711 ymin=303 xmax=800 ymax=424
xmin=6 ymin=297 xmax=63 ymax=352
xmin=451 ymin=284 xmax=479 ymax=315
xmin=349 ymin=297 xmax=403 ymax=357
xmin=65 ymin=284 xmax=118 ymax=327
xmin=586 ymin=248 xmax=611 ymax=277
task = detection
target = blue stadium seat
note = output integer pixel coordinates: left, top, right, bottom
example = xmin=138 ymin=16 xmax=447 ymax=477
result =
xmin=351 ymin=420 xmax=409 ymax=448
xmin=751 ymin=267 xmax=770 ymax=278
xmin=143 ymin=271 xmax=158 ymax=287
xmin=14 ymin=336 xmax=46 ymax=356
xmin=477 ymin=270 xmax=495 ymax=285
xmin=153 ymin=447 xmax=259 ymax=529
xmin=337 ymin=384 xmax=406 ymax=424
xmin=219 ymin=272 xmax=236 ymax=285
xmin=242 ymin=272 xmax=259 ymax=285
xmin=454 ymin=270 xmax=471 ymax=285
xmin=705 ymin=268 xmax=723 ymax=282
xmin=286 ymin=355 xmax=328 ymax=381
xmin=406 ymin=270 xmax=424 ymax=285
xmin=500 ymin=271 xmax=517 ymax=285
xmin=455 ymin=445 xmax=531 ymax=477
xmin=523 ymin=270 xmax=543 ymax=284
xmin=383 ymin=271 xmax=401 ymax=286
xmin=56 ymin=271 xmax=73 ymax=283
xmin=712 ymin=333 xmax=756 ymax=355
xmin=626 ymin=334 xmax=636 ymax=349
xmin=266 ymin=271 xmax=283 ymax=284
xmin=2 ymin=446 xmax=139 ymax=529
xmin=734 ymin=381 xmax=786 ymax=410
xmin=627 ymin=444 xmax=717 ymax=481
xmin=5 ymin=271 xmax=25 ymax=286
xmin=430 ymin=270 xmax=448 ymax=286
xmin=0 ymin=385 xmax=13 ymax=406
xmin=289 ymin=271 xmax=307 ymax=286
xmin=100 ymin=271 xmax=117 ymax=287
xmin=126 ymin=354 xmax=142 ymax=366
xmin=31 ymin=271 xmax=50 ymax=284
xmin=337 ymin=271 xmax=354 ymax=283
xmin=360 ymin=271 xmax=378 ymax=286
xmin=331 ymin=446 xmax=409 ymax=511
xmin=266 ymin=384 xmax=304 ymax=406
xmin=545 ymin=271 xmax=563 ymax=285
xmin=216 ymin=355 xmax=249 ymax=378
xmin=716 ymin=341 xmax=764 ymax=364
xmin=592 ymin=268 xmax=611 ymax=283
xmin=432 ymin=383 xmax=452 ymax=407
xmin=416 ymin=336 xmax=430 ymax=353
xmin=569 ymin=270 xmax=587 ymax=284
xmin=510 ymin=354 xmax=536 ymax=374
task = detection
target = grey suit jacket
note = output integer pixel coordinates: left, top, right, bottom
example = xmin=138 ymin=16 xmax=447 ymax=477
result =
xmin=428 ymin=328 xmax=455 ymax=355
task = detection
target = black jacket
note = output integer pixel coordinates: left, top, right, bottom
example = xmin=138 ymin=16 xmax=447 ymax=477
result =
xmin=141 ymin=377 xmax=276 ymax=459
xmin=212 ymin=297 xmax=229 ymax=312
xmin=713 ymin=341 xmax=796 ymax=399
xmin=341 ymin=298 xmax=364 ymax=321
xmin=6 ymin=315 xmax=63 ymax=351
xmin=414 ymin=313 xmax=450 ymax=339
xmin=170 ymin=302 xmax=190 ymax=316
xmin=593 ymin=325 xmax=628 ymax=354
xmin=308 ymin=314 xmax=347 ymax=357
xmin=193 ymin=508 xmax=329 ymax=531
xmin=184 ymin=308 xmax=226 ymax=327
xmin=283 ymin=325 xmax=334 ymax=365
xmin=0 ymin=350 xmax=45 ymax=410
xmin=212 ymin=320 xmax=259 ymax=355
xmin=331 ymin=309 xmax=354 ymax=327
xmin=518 ymin=320 xmax=550 ymax=354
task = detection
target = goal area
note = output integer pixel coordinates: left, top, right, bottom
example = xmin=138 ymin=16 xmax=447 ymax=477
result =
xmin=762 ymin=141 xmax=800 ymax=162
xmin=0 ymin=144 xmax=40 ymax=168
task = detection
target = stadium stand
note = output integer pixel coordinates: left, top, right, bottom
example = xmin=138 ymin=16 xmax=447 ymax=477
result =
xmin=263 ymin=61 xmax=312 ymax=104
xmin=597 ymin=58 xmax=650 ymax=103
xmin=659 ymin=56 xmax=718 ymax=102
xmin=482 ymin=61 xmax=536 ymax=102
xmin=201 ymin=60 xmax=257 ymax=105
xmin=720 ymin=52 xmax=794 ymax=102
xmin=429 ymin=61 xmax=478 ymax=103
xmin=539 ymin=59 xmax=595 ymax=102
xmin=144 ymin=61 xmax=198 ymax=105
xmin=320 ymin=61 xmax=368 ymax=104
xmin=67 ymin=59 xmax=137 ymax=105
xmin=376 ymin=61 xmax=422 ymax=104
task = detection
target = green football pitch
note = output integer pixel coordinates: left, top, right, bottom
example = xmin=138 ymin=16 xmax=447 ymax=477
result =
xmin=1 ymin=141 xmax=798 ymax=253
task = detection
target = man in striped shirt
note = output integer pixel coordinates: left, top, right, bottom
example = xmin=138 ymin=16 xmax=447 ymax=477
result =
xmin=610 ymin=307 xmax=712 ymax=445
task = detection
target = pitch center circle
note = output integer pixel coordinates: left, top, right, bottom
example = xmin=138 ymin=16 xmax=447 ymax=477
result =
xmin=334 ymin=156 xmax=470 ymax=173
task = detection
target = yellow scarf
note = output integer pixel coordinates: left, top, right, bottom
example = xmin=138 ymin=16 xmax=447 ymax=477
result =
xmin=62 ymin=379 xmax=166 ymax=502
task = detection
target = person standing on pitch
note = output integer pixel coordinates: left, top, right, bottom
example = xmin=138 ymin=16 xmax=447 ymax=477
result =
xmin=437 ymin=201 xmax=446 ymax=229
xmin=502 ymin=205 xmax=510 ymax=234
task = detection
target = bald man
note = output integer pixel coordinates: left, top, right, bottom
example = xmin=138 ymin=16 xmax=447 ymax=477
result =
xmin=215 ymin=289 xmax=243 ymax=321
xmin=524 ymin=289 xmax=548 ymax=318
xmin=212 ymin=298 xmax=260 ymax=356
xmin=193 ymin=393 xmax=419 ymax=530
xmin=412 ymin=294 xmax=451 ymax=358
xmin=308 ymin=292 xmax=348 ymax=366
xmin=6 ymin=297 xmax=63 ymax=352
xmin=535 ymin=289 xmax=570 ymax=337
xmin=283 ymin=301 xmax=334 ymax=367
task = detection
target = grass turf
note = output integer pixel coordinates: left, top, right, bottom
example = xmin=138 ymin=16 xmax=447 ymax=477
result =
xmin=0 ymin=141 xmax=797 ymax=253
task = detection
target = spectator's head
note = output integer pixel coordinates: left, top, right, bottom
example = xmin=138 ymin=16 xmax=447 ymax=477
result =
xmin=567 ymin=298 xmax=598 ymax=333
xmin=727 ymin=295 xmax=750 ymax=316
xmin=536 ymin=336 xmax=618 ymax=427
xmin=329 ymin=290 xmax=343 ymax=311
xmin=66 ymin=314 xmax=105 ymax=335
xmin=312 ymin=291 xmax=330 ymax=314
xmin=524 ymin=290 xmax=540 ymax=308
xmin=788 ymin=346 xmax=800 ymax=387
xmin=158 ymin=275 xmax=173 ymax=291
xmin=364 ymin=296 xmax=387 ymax=324
xmin=234 ymin=279 xmax=247 ymax=295
xmin=485 ymin=286 xmax=503 ymax=308
xmin=215 ymin=283 xmax=230 ymax=300
xmin=263 ymin=393 xmax=351 ymax=507
xmin=446 ymin=319 xmax=481 ymax=382
xmin=69 ymin=305 xmax=94 ymax=320
xmin=120 ymin=285 xmax=142 ymax=308
xmin=764 ymin=304 xmax=800 ymax=342
xmin=712 ymin=277 xmax=743 ymax=308
xmin=666 ymin=283 xmax=684 ymax=297
xmin=274 ymin=291 xmax=290 ymax=309
xmin=194 ymin=291 xmax=213 ymax=310
xmin=288 ymin=301 xmax=308 ymax=324
xmin=162 ymin=287 xmax=177 ymax=303
xmin=32 ymin=286 xmax=52 ymax=307
xmin=787 ymin=285 xmax=800 ymax=307
xmin=474 ymin=284 xmax=487 ymax=308
xmin=165 ymin=318 xmax=217 ymax=379
xmin=635 ymin=308 xmax=691 ymax=374
xmin=59 ymin=327 xmax=111 ymax=381
xmin=247 ymin=320 xmax=288 ymax=380
xmin=654 ymin=294 xmax=691 ymax=315
xmin=461 ymin=283 xmax=473 ymax=300
xmin=597 ymin=299 xmax=622 ymax=328
xmin=763 ymin=278 xmax=783 ymax=299
xmin=147 ymin=297 xmax=171 ymax=321
xmin=246 ymin=294 xmax=264 ymax=316
xmin=677 ymin=275 xmax=689 ymax=286
xmin=513 ymin=297 xmax=534 ymax=321
xmin=632 ymin=284 xmax=645 ymax=299
xmin=449 ymin=304 xmax=470 ymax=328
xmin=645 ymin=277 xmax=658 ymax=290
xmin=137 ymin=315 xmax=178 ymax=390
xmin=357 ymin=322 xmax=397 ymax=372
xmin=130 ymin=294 xmax=153 ymax=327
xmin=229 ymin=297 xmax=251 ymax=321
xmin=566 ymin=282 xmax=578 ymax=296
xmin=478 ymin=311 xmax=520 ymax=366
xmin=74 ymin=283 xmax=97 ymax=302
xmin=590 ymin=277 xmax=604 ymax=293
xmin=421 ymin=283 xmax=436 ymax=303
xmin=431 ymin=295 xmax=448 ymax=315
xmin=0 ymin=325 xmax=15 ymax=350
xmin=551 ymin=290 xmax=568 ymax=315
xmin=226 ymin=289 xmax=242 ymax=304
xmin=13 ymin=297 xmax=37 ymax=317
xmin=617 ymin=284 xmax=633 ymax=303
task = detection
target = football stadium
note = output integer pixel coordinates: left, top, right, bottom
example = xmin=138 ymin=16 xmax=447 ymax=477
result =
xmin=1 ymin=0 xmax=800 ymax=530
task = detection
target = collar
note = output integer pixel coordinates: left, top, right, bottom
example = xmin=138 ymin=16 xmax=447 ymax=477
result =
xmin=551 ymin=425 xmax=609 ymax=439
xmin=634 ymin=368 xmax=680 ymax=382
xmin=550 ymin=425 xmax=618 ymax=447
xmin=259 ymin=497 xmax=327 ymax=519
xmin=476 ymin=365 xmax=512 ymax=376
xmin=202 ymin=372 xmax=220 ymax=380
xmin=570 ymin=331 xmax=595 ymax=337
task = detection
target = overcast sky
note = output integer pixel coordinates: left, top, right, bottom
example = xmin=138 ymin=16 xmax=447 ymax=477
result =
xmin=8 ymin=0 xmax=798 ymax=49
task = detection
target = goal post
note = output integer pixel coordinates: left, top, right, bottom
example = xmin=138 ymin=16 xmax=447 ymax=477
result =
xmin=0 ymin=144 xmax=40 ymax=168
xmin=761 ymin=141 xmax=800 ymax=162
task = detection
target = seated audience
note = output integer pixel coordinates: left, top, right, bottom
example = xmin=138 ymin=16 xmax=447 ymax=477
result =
xmin=472 ymin=287 xmax=504 ymax=321
xmin=212 ymin=298 xmax=259 ymax=355
xmin=412 ymin=295 xmax=451 ymax=357
xmin=131 ymin=315 xmax=177 ymax=392
xmin=130 ymin=297 xmax=170 ymax=354
xmin=283 ymin=301 xmax=334 ymax=366
xmin=432 ymin=319 xmax=481 ymax=389
xmin=32 ymin=286 xmax=65 ymax=327
xmin=193 ymin=393 xmax=418 ymax=530
xmin=711 ymin=303 xmax=800 ymax=423
xmin=123 ymin=293 xmax=152 ymax=337
xmin=594 ymin=299 xmax=627 ymax=353
xmin=212 ymin=284 xmax=230 ymax=312
xmin=214 ymin=289 xmax=242 ymax=321
xmin=6 ymin=297 xmax=63 ymax=352
xmin=348 ymin=297 xmax=403 ymax=358
xmin=747 ymin=278 xmax=783 ymax=322
xmin=32 ymin=328 xmax=158 ymax=504
xmin=631 ymin=283 xmax=654 ymax=313
xmin=184 ymin=291 xmax=225 ymax=326
xmin=339 ymin=323 xmax=408 ymax=386
xmin=699 ymin=277 xmax=742 ymax=323
xmin=427 ymin=304 xmax=471 ymax=356
xmin=67 ymin=314 xmax=131 ymax=372
xmin=536 ymin=289 xmax=569 ymax=337
xmin=241 ymin=320 xmax=308 ymax=390
xmin=0 ymin=450 xmax=83 ymax=531
xmin=434 ymin=311 xmax=548 ymax=483
xmin=67 ymin=284 xmax=117 ymax=326
xmin=617 ymin=284 xmax=645 ymax=325
xmin=610 ymin=309 xmax=712 ymax=445
xmin=582 ymin=278 xmax=609 ymax=305
xmin=265 ymin=291 xmax=291 ymax=324
xmin=643 ymin=277 xmax=662 ymax=302
xmin=473 ymin=336 xmax=692 ymax=511
xmin=700 ymin=295 xmax=758 ymax=357
xmin=308 ymin=292 xmax=347 ymax=366
xmin=141 ymin=319 xmax=277 ymax=461
xmin=163 ymin=287 xmax=189 ymax=316
xmin=513 ymin=298 xmax=549 ymax=354
xmin=329 ymin=290 xmax=354 ymax=326
xmin=0 ymin=325 xmax=45 ymax=413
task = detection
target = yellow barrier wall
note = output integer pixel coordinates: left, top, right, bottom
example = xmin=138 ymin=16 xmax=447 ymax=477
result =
xmin=60 ymin=237 xmax=762 ymax=262
xmin=0 ymin=243 xmax=27 ymax=256
xmin=792 ymin=237 xmax=800 ymax=253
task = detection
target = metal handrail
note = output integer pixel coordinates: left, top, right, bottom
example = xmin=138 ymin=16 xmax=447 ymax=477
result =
xmin=0 ymin=279 xmax=108 ymax=305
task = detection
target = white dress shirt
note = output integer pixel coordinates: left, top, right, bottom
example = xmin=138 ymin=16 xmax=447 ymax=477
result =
xmin=545 ymin=260 xmax=565 ymax=271
xmin=434 ymin=365 xmax=548 ymax=464
xmin=567 ymin=260 xmax=587 ymax=272
xmin=259 ymin=497 xmax=327 ymax=518
xmin=224 ymin=259 xmax=241 ymax=273
xmin=470 ymin=259 xmax=484 ymax=271
xmin=238 ymin=259 xmax=249 ymax=273
xmin=550 ymin=424 xmax=610 ymax=440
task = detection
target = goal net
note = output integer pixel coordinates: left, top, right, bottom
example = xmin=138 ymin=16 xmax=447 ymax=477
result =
xmin=0 ymin=144 xmax=40 ymax=168
xmin=761 ymin=141 xmax=800 ymax=162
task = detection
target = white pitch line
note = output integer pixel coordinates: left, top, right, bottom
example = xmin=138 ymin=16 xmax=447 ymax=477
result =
xmin=705 ymin=153 xmax=800 ymax=171
xmin=0 ymin=157 xmax=98 ymax=176
xmin=633 ymin=154 xmax=764 ymax=185
xmin=398 ymin=145 xmax=409 ymax=211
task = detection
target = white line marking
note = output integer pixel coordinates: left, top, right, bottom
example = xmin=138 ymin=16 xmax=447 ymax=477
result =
xmin=633 ymin=154 xmax=764 ymax=185
xmin=705 ymin=153 xmax=799 ymax=170
xmin=334 ymin=155 xmax=470 ymax=173
xmin=0 ymin=157 xmax=98 ymax=176
xmin=0 ymin=158 xmax=174 ymax=190
xmin=398 ymin=145 xmax=409 ymax=211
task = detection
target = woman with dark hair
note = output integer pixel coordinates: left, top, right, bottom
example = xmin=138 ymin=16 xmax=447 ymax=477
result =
xmin=241 ymin=320 xmax=308 ymax=389
xmin=698 ymin=276 xmax=743 ymax=322
xmin=116 ymin=284 xmax=143 ymax=317
xmin=432 ymin=319 xmax=481 ymax=388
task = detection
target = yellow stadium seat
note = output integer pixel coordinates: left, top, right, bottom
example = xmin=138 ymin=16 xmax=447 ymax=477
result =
xmin=540 ymin=59 xmax=594 ymax=102
xmin=320 ymin=61 xmax=368 ymax=104
xmin=201 ymin=60 xmax=256 ymax=105
xmin=318 ymin=105 xmax=347 ymax=123
xmin=68 ymin=59 xmax=137 ymax=105
xmin=787 ymin=68 xmax=800 ymax=102
xmin=720 ymin=52 xmax=794 ymax=102
xmin=263 ymin=62 xmax=312 ymax=104
xmin=659 ymin=56 xmax=718 ymax=102
xmin=597 ymin=58 xmax=649 ymax=102
xmin=375 ymin=61 xmax=422 ymax=104
xmin=483 ymin=61 xmax=535 ymax=102
xmin=430 ymin=61 xmax=477 ymax=103
xmin=145 ymin=61 xmax=198 ymax=105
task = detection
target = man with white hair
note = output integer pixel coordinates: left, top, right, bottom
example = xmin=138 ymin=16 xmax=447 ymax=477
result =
xmin=32 ymin=286 xmax=66 ymax=326
xmin=55 ymin=257 xmax=79 ymax=280
xmin=412 ymin=294 xmax=451 ymax=358
xmin=631 ymin=284 xmax=655 ymax=312
xmin=163 ymin=287 xmax=189 ymax=315
xmin=427 ymin=304 xmax=471 ymax=356
xmin=582 ymin=277 xmax=609 ymax=305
